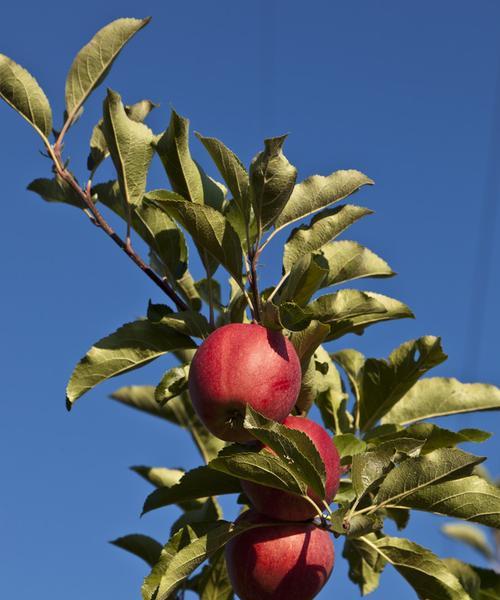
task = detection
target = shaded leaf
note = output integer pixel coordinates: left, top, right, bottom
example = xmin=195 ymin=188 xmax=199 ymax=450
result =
xmin=196 ymin=133 xmax=250 ymax=221
xmin=209 ymin=445 xmax=307 ymax=496
xmin=66 ymin=320 xmax=196 ymax=406
xmin=146 ymin=190 xmax=243 ymax=283
xmin=249 ymin=135 xmax=297 ymax=230
xmin=27 ymin=176 xmax=85 ymax=209
xmin=195 ymin=549 xmax=234 ymax=600
xmin=243 ymin=406 xmax=326 ymax=498
xmin=155 ymin=109 xmax=203 ymax=203
xmin=279 ymin=253 xmax=329 ymax=306
xmin=110 ymin=534 xmax=162 ymax=567
xmin=368 ymin=536 xmax=471 ymax=599
xmin=65 ymin=17 xmax=150 ymax=119
xmin=343 ymin=533 xmax=386 ymax=596
xmin=0 ymin=54 xmax=52 ymax=138
xmin=275 ymin=169 xmax=373 ymax=231
xmin=155 ymin=365 xmax=189 ymax=405
xmin=93 ymin=180 xmax=189 ymax=281
xmin=334 ymin=434 xmax=367 ymax=460
xmin=352 ymin=448 xmax=395 ymax=498
xmin=443 ymin=559 xmax=481 ymax=600
xmin=143 ymin=466 xmax=240 ymax=515
xmin=355 ymin=336 xmax=448 ymax=431
xmin=171 ymin=497 xmax=223 ymax=536
xmin=382 ymin=378 xmax=500 ymax=426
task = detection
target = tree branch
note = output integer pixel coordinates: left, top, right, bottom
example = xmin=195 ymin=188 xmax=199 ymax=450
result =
xmin=45 ymin=142 xmax=188 ymax=311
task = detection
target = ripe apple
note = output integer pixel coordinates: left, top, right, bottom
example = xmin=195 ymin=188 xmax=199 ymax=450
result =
xmin=240 ymin=415 xmax=341 ymax=520
xmin=188 ymin=323 xmax=301 ymax=442
xmin=225 ymin=509 xmax=335 ymax=600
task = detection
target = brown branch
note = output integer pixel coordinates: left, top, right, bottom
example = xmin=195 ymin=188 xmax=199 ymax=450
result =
xmin=248 ymin=245 xmax=262 ymax=323
xmin=47 ymin=143 xmax=188 ymax=312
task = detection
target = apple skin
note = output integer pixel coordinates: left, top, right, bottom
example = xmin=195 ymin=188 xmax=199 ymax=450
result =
xmin=241 ymin=415 xmax=341 ymax=520
xmin=188 ymin=323 xmax=301 ymax=442
xmin=225 ymin=510 xmax=335 ymax=600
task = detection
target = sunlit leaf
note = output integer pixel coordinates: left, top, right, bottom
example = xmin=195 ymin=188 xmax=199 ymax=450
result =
xmin=110 ymin=534 xmax=162 ymax=567
xmin=65 ymin=17 xmax=150 ymax=119
xmin=382 ymin=378 xmax=500 ymax=426
xmin=0 ymin=54 xmax=52 ymax=138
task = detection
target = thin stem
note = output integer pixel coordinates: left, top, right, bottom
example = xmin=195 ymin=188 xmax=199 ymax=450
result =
xmin=44 ymin=140 xmax=188 ymax=311
xmin=322 ymin=500 xmax=333 ymax=516
xmin=267 ymin=270 xmax=288 ymax=303
xmin=301 ymin=494 xmax=325 ymax=519
xmin=202 ymin=251 xmax=215 ymax=328
xmin=248 ymin=248 xmax=262 ymax=322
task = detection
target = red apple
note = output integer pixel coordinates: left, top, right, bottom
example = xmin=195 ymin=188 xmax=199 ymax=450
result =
xmin=225 ymin=510 xmax=335 ymax=600
xmin=188 ymin=323 xmax=301 ymax=442
xmin=240 ymin=415 xmax=341 ymax=520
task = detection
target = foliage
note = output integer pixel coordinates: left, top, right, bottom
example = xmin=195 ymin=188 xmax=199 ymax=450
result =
xmin=1 ymin=15 xmax=500 ymax=600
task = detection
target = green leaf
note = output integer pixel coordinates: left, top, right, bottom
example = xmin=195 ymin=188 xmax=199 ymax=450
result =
xmin=142 ymin=466 xmax=240 ymax=515
xmin=279 ymin=253 xmax=329 ymax=305
xmin=382 ymin=378 xmax=500 ymax=426
xmin=209 ymin=445 xmax=307 ymax=496
xmin=374 ymin=448 xmax=484 ymax=508
xmin=131 ymin=466 xmax=206 ymax=514
xmin=282 ymin=204 xmax=373 ymax=273
xmin=351 ymin=448 xmax=395 ymax=498
xmin=353 ymin=336 xmax=448 ymax=431
xmin=93 ymin=180 xmax=189 ymax=282
xmin=397 ymin=475 xmax=500 ymax=529
xmin=367 ymin=536 xmax=471 ymax=600
xmin=146 ymin=190 xmax=243 ymax=283
xmin=196 ymin=133 xmax=250 ymax=221
xmin=155 ymin=365 xmax=190 ymax=405
xmin=101 ymin=89 xmax=154 ymax=207
xmin=147 ymin=303 xmax=210 ymax=339
xmin=249 ymin=135 xmax=297 ymax=230
xmin=442 ymin=523 xmax=494 ymax=560
xmin=88 ymin=99 xmax=157 ymax=171
xmin=334 ymin=434 xmax=367 ymax=460
xmin=110 ymin=534 xmax=162 ymax=567
xmin=368 ymin=422 xmax=491 ymax=454
xmin=288 ymin=321 xmax=330 ymax=363
xmin=308 ymin=289 xmax=388 ymax=323
xmin=332 ymin=348 xmax=365 ymax=403
xmin=195 ymin=549 xmax=234 ymax=600
xmin=0 ymin=54 xmax=52 ymax=139
xmin=146 ymin=521 xmax=247 ymax=600
xmin=384 ymin=507 xmax=410 ymax=531
xmin=342 ymin=534 xmax=386 ymax=596
xmin=131 ymin=465 xmax=188 ymax=490
xmin=66 ymin=321 xmax=196 ymax=406
xmin=472 ymin=565 xmax=500 ymax=599
xmin=27 ymin=176 xmax=85 ymax=209
xmin=318 ymin=240 xmax=395 ymax=287
xmin=274 ymin=169 xmax=373 ymax=231
xmin=155 ymin=109 xmax=204 ymax=203
xmin=444 ymin=559 xmax=482 ymax=600
xmin=243 ymin=406 xmax=326 ymax=497
xmin=327 ymin=292 xmax=414 ymax=341
xmin=142 ymin=526 xmax=197 ymax=600
xmin=335 ymin=480 xmax=356 ymax=505
xmin=65 ymin=17 xmax=150 ymax=119
xmin=171 ymin=497 xmax=223 ymax=536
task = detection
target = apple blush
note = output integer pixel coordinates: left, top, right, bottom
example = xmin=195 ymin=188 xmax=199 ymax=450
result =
xmin=188 ymin=323 xmax=301 ymax=442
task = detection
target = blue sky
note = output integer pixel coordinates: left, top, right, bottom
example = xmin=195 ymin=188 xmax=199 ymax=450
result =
xmin=1 ymin=1 xmax=499 ymax=598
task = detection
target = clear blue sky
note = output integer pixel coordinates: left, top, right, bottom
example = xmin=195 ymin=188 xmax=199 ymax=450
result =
xmin=1 ymin=1 xmax=499 ymax=598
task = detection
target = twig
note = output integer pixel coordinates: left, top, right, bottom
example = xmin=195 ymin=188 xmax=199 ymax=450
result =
xmin=45 ymin=141 xmax=188 ymax=311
